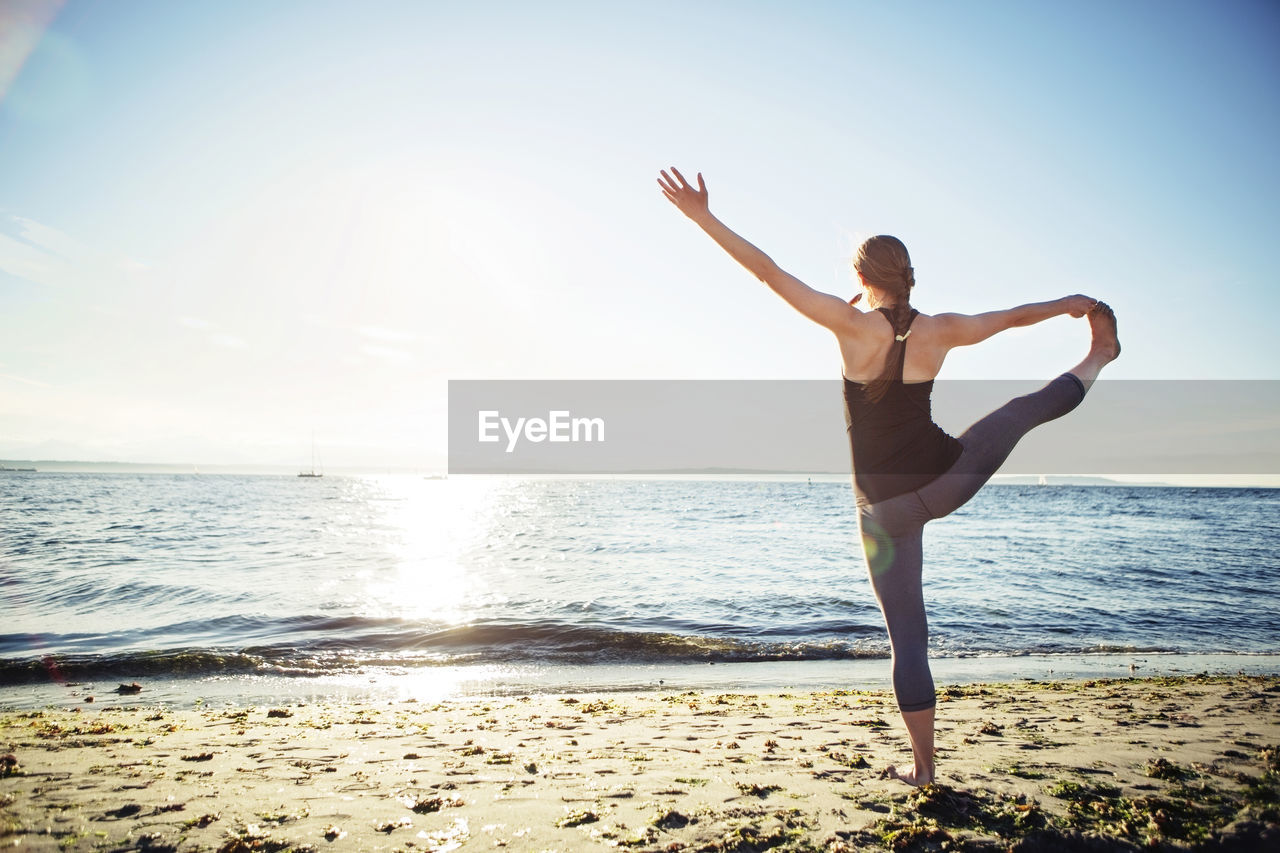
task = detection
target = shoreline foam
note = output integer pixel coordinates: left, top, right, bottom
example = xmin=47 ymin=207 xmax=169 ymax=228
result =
xmin=5 ymin=651 xmax=1280 ymax=713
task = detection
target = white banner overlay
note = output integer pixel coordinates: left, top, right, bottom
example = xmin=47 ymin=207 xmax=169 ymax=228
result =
xmin=448 ymin=380 xmax=1280 ymax=476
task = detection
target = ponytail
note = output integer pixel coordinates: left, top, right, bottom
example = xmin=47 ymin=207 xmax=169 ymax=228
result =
xmin=852 ymin=237 xmax=916 ymax=404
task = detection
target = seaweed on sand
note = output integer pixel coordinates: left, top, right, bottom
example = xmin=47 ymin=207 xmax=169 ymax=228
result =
xmin=1047 ymin=774 xmax=1243 ymax=846
xmin=696 ymin=807 xmax=817 ymax=852
xmin=834 ymin=783 xmax=1048 ymax=851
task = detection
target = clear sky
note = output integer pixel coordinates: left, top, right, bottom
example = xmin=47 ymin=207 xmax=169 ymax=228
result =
xmin=1 ymin=0 xmax=1277 ymax=470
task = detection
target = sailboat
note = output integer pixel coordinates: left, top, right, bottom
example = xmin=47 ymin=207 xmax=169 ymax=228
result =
xmin=298 ymin=433 xmax=323 ymax=478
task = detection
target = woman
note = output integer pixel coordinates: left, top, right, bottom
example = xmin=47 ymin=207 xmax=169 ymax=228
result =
xmin=657 ymin=167 xmax=1120 ymax=786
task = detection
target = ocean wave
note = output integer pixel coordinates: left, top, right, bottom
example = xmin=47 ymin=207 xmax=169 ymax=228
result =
xmin=0 ymin=617 xmax=1211 ymax=687
xmin=0 ymin=621 xmax=896 ymax=684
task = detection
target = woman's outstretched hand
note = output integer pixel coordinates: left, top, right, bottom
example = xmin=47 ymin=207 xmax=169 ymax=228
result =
xmin=658 ymin=167 xmax=710 ymax=222
xmin=1061 ymin=294 xmax=1099 ymax=318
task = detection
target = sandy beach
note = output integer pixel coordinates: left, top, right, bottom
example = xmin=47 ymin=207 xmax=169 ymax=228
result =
xmin=2 ymin=674 xmax=1277 ymax=852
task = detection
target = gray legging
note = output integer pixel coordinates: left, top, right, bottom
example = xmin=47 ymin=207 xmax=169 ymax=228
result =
xmin=856 ymin=372 xmax=1087 ymax=712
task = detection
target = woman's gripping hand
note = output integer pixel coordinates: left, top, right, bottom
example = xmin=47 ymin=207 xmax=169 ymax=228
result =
xmin=1061 ymin=294 xmax=1098 ymax=318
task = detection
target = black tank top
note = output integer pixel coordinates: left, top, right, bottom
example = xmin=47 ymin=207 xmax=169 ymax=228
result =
xmin=843 ymin=307 xmax=963 ymax=507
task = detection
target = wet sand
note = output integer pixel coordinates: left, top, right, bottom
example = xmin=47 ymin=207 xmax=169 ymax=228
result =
xmin=2 ymin=674 xmax=1277 ymax=851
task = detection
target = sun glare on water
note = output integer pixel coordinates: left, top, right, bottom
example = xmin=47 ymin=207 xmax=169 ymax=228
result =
xmin=356 ymin=475 xmax=511 ymax=627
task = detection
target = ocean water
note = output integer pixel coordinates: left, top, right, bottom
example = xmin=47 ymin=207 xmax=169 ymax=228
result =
xmin=1 ymin=473 xmax=1278 ymax=705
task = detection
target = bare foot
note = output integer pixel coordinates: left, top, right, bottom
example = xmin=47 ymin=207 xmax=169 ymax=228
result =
xmin=886 ymin=764 xmax=934 ymax=787
xmin=1087 ymin=301 xmax=1121 ymax=362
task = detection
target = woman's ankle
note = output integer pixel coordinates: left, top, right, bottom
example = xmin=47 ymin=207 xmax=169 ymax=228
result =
xmin=888 ymin=763 xmax=935 ymax=787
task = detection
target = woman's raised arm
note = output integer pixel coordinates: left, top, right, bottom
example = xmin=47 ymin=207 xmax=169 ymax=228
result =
xmin=658 ymin=167 xmax=858 ymax=333
xmin=933 ymin=295 xmax=1096 ymax=348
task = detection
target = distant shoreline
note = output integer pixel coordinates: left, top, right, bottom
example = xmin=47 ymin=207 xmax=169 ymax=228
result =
xmin=2 ymin=462 xmax=1276 ymax=488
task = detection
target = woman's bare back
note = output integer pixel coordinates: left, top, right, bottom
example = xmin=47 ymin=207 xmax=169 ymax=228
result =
xmin=837 ymin=309 xmax=950 ymax=384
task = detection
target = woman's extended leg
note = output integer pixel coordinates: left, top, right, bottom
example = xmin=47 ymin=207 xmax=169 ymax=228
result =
xmin=918 ymin=303 xmax=1121 ymax=520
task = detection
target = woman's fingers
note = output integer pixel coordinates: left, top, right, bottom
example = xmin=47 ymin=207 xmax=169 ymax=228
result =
xmin=659 ymin=167 xmax=703 ymax=195
xmin=658 ymin=167 xmax=707 ymax=214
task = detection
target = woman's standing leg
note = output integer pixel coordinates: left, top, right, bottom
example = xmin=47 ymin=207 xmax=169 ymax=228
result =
xmin=858 ymin=496 xmax=935 ymax=784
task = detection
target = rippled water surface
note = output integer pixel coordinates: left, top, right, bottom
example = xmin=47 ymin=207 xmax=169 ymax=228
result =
xmin=2 ymin=473 xmax=1277 ymax=685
